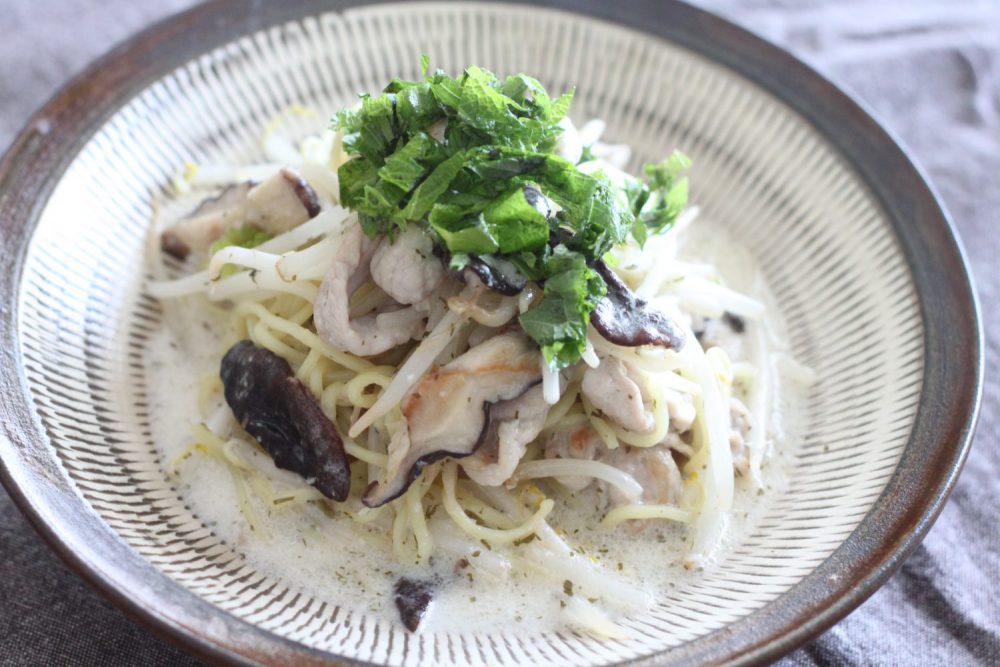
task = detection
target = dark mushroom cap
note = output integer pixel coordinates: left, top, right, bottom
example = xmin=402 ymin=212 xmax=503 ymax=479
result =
xmin=461 ymin=255 xmax=527 ymax=296
xmin=394 ymin=577 xmax=438 ymax=632
xmin=590 ymin=260 xmax=686 ymax=349
xmin=220 ymin=340 xmax=351 ymax=501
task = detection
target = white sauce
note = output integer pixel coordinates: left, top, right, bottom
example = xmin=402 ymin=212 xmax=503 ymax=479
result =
xmin=145 ymin=220 xmax=803 ymax=635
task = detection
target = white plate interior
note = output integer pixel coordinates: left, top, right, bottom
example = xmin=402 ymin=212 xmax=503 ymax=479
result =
xmin=15 ymin=3 xmax=924 ymax=665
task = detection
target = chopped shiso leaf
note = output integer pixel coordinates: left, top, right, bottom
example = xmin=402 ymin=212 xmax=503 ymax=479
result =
xmin=209 ymin=223 xmax=272 ymax=278
xmin=633 ymin=150 xmax=691 ymax=246
xmin=333 ymin=61 xmax=690 ymax=370
xmin=519 ymin=245 xmax=607 ymax=370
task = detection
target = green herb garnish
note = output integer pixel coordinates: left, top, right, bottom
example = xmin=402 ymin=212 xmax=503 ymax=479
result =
xmin=334 ymin=61 xmax=690 ymax=370
xmin=210 ymin=224 xmax=272 ymax=278
xmin=519 ymin=245 xmax=606 ymax=370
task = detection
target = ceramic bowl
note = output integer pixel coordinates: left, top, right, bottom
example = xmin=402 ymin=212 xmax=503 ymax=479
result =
xmin=0 ymin=1 xmax=981 ymax=665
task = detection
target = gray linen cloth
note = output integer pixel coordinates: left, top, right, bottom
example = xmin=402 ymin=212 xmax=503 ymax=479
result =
xmin=0 ymin=1 xmax=996 ymax=665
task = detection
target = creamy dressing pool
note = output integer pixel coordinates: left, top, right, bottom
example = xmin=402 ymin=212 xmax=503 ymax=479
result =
xmin=145 ymin=220 xmax=801 ymax=635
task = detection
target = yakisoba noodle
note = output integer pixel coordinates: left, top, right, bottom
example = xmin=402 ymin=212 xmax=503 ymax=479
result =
xmin=149 ymin=64 xmax=810 ymax=637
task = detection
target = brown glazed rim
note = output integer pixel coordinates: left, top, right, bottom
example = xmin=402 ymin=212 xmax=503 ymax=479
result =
xmin=0 ymin=1 xmax=983 ymax=665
